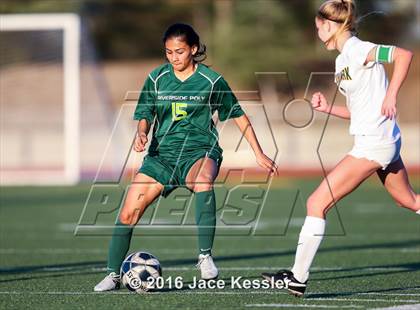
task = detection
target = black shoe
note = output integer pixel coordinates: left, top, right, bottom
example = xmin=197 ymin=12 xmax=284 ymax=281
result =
xmin=262 ymin=270 xmax=307 ymax=297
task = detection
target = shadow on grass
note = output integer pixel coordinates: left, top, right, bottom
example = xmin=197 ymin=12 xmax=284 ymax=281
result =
xmin=158 ymin=238 xmax=420 ymax=267
xmin=0 ymin=270 xmax=102 ymax=283
xmin=1 ymin=238 xmax=419 ymax=285
xmin=311 ymin=262 xmax=420 ymax=281
xmin=0 ymin=261 xmax=104 ymax=275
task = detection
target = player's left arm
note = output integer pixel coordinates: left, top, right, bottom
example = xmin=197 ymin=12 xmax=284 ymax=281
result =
xmin=233 ymin=114 xmax=278 ymax=175
xmin=366 ymin=45 xmax=414 ymax=119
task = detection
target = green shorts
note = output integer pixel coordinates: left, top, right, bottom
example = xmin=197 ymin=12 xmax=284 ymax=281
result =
xmin=138 ymin=149 xmax=223 ymax=197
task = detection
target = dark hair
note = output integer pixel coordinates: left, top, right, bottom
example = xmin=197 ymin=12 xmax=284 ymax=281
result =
xmin=163 ymin=23 xmax=207 ymax=62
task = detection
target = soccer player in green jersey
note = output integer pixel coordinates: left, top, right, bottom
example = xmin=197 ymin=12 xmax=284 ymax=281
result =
xmin=94 ymin=23 xmax=277 ymax=291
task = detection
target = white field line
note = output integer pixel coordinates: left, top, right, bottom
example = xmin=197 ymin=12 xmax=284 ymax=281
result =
xmin=163 ymin=266 xmax=413 ymax=272
xmin=398 ymin=249 xmax=420 ymax=253
xmin=308 ymin=298 xmax=420 ymax=303
xmin=0 ymin=248 xmax=108 ymax=254
xmin=247 ymin=303 xmax=420 ymax=309
xmin=360 ymin=293 xmax=420 ymax=297
xmin=2 ymin=247 xmax=419 ymax=255
xmin=0 ymin=290 xmax=419 ymax=302
xmin=246 ymin=304 xmax=363 ymax=308
xmin=370 ymin=304 xmax=420 ymax=310
xmin=0 ymin=248 xmax=285 ymax=255
xmin=0 ymin=291 xmax=290 ymax=295
xmin=0 ymin=265 xmax=415 ymax=272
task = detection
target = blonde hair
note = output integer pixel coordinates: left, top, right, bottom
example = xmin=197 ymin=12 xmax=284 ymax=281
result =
xmin=317 ymin=0 xmax=357 ymax=46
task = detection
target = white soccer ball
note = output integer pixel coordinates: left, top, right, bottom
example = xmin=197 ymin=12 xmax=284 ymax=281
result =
xmin=120 ymin=251 xmax=162 ymax=293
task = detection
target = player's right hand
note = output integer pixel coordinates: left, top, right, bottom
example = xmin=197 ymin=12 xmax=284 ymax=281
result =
xmin=133 ymin=133 xmax=148 ymax=152
xmin=311 ymin=92 xmax=329 ymax=113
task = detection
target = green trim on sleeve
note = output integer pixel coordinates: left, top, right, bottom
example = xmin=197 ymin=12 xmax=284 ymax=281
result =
xmin=376 ymin=45 xmax=395 ymax=63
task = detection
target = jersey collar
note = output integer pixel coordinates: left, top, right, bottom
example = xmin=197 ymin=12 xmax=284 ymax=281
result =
xmin=169 ymin=63 xmax=201 ymax=84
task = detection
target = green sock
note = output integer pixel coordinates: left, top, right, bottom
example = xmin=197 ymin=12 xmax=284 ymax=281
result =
xmin=195 ymin=190 xmax=216 ymax=255
xmin=107 ymin=219 xmax=133 ymax=274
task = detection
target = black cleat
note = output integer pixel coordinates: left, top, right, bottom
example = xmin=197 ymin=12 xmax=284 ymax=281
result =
xmin=262 ymin=270 xmax=307 ymax=297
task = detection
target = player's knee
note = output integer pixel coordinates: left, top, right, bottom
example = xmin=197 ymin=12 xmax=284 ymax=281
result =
xmin=306 ymin=194 xmax=317 ymax=212
xmin=193 ymin=177 xmax=213 ymax=192
xmin=118 ymin=212 xmax=132 ymax=225
xmin=306 ymin=194 xmax=328 ymax=216
xmin=193 ymin=184 xmax=213 ymax=192
xmin=119 ymin=210 xmax=140 ymax=226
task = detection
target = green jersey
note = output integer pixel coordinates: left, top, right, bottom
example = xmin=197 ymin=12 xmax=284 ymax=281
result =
xmin=134 ymin=63 xmax=244 ymax=160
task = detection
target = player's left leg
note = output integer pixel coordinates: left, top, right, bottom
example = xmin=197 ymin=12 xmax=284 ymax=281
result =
xmin=185 ymin=156 xmax=219 ymax=279
xmin=376 ymin=157 xmax=420 ymax=213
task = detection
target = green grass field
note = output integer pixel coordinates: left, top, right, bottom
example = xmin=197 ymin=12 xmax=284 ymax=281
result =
xmin=1 ymin=177 xmax=419 ymax=309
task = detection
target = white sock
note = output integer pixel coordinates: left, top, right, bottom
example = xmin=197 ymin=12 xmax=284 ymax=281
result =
xmin=416 ymin=209 xmax=420 ymax=215
xmin=291 ymin=216 xmax=326 ymax=283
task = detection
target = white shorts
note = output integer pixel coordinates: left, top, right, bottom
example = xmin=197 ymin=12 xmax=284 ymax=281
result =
xmin=348 ymin=135 xmax=401 ymax=170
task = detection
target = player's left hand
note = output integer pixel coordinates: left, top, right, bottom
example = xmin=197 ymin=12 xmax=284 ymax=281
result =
xmin=256 ymin=153 xmax=278 ymax=175
xmin=381 ymin=95 xmax=397 ymax=119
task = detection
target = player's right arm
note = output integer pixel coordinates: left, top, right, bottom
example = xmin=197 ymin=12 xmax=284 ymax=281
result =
xmin=133 ymin=75 xmax=156 ymax=152
xmin=133 ymin=120 xmax=150 ymax=152
xmin=311 ymin=91 xmax=350 ymax=119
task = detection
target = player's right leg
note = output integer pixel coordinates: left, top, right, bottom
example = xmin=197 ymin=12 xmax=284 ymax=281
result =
xmin=94 ymin=173 xmax=163 ymax=292
xmin=376 ymin=157 xmax=420 ymax=213
xmin=262 ymin=155 xmax=381 ymax=296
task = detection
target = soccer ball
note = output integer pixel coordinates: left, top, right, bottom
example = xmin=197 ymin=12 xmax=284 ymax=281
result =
xmin=120 ymin=251 xmax=162 ymax=293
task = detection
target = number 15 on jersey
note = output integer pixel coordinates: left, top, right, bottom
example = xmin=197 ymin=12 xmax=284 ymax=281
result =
xmin=172 ymin=102 xmax=188 ymax=121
